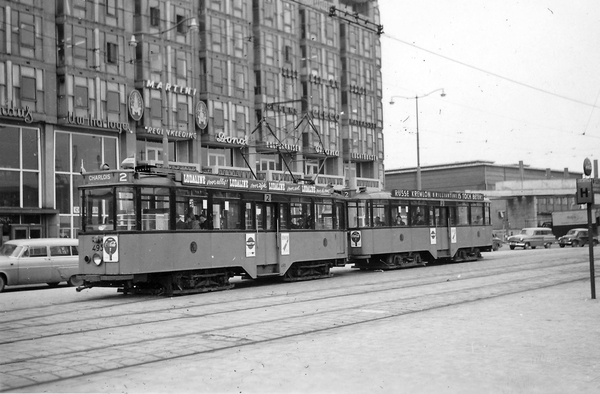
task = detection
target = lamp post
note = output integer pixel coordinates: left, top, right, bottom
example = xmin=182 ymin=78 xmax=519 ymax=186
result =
xmin=130 ymin=17 xmax=199 ymax=169
xmin=390 ymin=88 xmax=446 ymax=190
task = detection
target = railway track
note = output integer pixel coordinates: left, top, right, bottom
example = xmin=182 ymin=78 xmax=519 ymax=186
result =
xmin=0 ymin=249 xmax=594 ymax=392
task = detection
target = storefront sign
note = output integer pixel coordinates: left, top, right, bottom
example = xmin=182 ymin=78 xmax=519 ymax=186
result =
xmin=351 ymin=152 xmax=376 ymax=161
xmin=216 ymin=132 xmax=247 ymax=146
xmin=314 ymin=146 xmax=339 ymax=157
xmin=143 ymin=126 xmax=197 ymax=139
xmin=266 ymin=141 xmax=300 ymax=152
xmin=349 ymin=119 xmax=376 ymax=129
xmin=0 ymin=101 xmax=33 ymax=123
xmin=311 ymin=109 xmax=340 ymax=122
xmin=391 ymin=189 xmax=485 ymax=201
xmin=145 ymin=80 xmax=196 ymax=96
xmin=195 ymin=101 xmax=208 ymax=129
xmin=128 ymin=90 xmax=144 ymax=121
xmin=65 ymin=112 xmax=130 ymax=132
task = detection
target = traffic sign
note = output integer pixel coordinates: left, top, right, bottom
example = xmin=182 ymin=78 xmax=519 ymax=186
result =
xmin=576 ymin=179 xmax=594 ymax=204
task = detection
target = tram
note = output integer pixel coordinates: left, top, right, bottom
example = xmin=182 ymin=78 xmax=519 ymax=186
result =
xmin=76 ymin=165 xmax=493 ymax=295
xmin=347 ymin=189 xmax=492 ymax=270
xmin=76 ymin=166 xmax=347 ymax=295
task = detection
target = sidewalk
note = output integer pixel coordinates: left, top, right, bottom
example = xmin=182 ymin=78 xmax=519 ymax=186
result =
xmin=23 ymin=278 xmax=600 ymax=394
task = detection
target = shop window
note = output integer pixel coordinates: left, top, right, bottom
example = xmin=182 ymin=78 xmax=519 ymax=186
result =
xmin=21 ymin=76 xmax=36 ymax=101
xmin=177 ymin=102 xmax=188 ymax=123
xmin=20 ymin=23 xmax=35 ymax=48
xmin=150 ymin=7 xmax=160 ymax=26
xmin=176 ymin=15 xmax=187 ymax=34
xmin=106 ymin=91 xmax=119 ymax=112
xmin=106 ymin=42 xmax=118 ymax=64
xmin=73 ymin=34 xmax=87 ymax=59
xmin=75 ymin=86 xmax=88 ymax=108
xmin=151 ymin=98 xmax=162 ymax=119
xmin=106 ymin=0 xmax=116 ymax=16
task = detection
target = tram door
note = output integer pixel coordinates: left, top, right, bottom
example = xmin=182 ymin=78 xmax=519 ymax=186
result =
xmin=255 ymin=202 xmax=279 ymax=272
xmin=435 ymin=206 xmax=450 ymax=251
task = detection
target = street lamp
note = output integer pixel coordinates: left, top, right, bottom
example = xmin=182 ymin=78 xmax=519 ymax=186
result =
xmin=131 ymin=17 xmax=199 ymax=168
xmin=390 ymin=88 xmax=446 ymax=190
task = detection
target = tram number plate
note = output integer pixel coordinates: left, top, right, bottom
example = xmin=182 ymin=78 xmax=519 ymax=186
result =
xmin=92 ymin=244 xmax=103 ymax=252
xmin=264 ymin=194 xmax=272 ymax=202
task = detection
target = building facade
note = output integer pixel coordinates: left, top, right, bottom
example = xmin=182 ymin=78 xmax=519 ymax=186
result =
xmin=0 ymin=0 xmax=384 ymax=243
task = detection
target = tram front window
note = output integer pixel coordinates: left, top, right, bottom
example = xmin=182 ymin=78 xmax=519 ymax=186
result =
xmin=83 ymin=188 xmax=114 ymax=232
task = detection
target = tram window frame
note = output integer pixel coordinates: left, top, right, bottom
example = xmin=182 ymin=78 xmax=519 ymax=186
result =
xmin=448 ymin=205 xmax=457 ymax=226
xmin=279 ymin=202 xmax=289 ymax=230
xmin=335 ymin=202 xmax=346 ymax=230
xmin=391 ymin=202 xmax=408 ymax=226
xmin=174 ymin=188 xmax=208 ymax=231
xmin=347 ymin=200 xmax=369 ymax=229
xmin=140 ymin=187 xmax=170 ymax=231
xmin=435 ymin=206 xmax=448 ymax=227
xmin=255 ymin=201 xmax=277 ymax=231
xmin=371 ymin=199 xmax=388 ymax=227
xmin=470 ymin=203 xmax=484 ymax=225
xmin=484 ymin=203 xmax=491 ymax=225
xmin=456 ymin=203 xmax=469 ymax=226
xmin=115 ymin=187 xmax=136 ymax=231
xmin=82 ymin=187 xmax=115 ymax=232
xmin=290 ymin=198 xmax=312 ymax=229
xmin=212 ymin=192 xmax=243 ymax=230
xmin=409 ymin=202 xmax=428 ymax=226
xmin=315 ymin=199 xmax=334 ymax=230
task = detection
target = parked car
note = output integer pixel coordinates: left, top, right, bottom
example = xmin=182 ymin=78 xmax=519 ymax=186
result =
xmin=0 ymin=238 xmax=81 ymax=292
xmin=492 ymin=235 xmax=503 ymax=251
xmin=558 ymin=228 xmax=599 ymax=248
xmin=507 ymin=227 xmax=555 ymax=250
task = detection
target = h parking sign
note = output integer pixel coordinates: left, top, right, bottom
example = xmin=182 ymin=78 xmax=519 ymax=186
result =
xmin=576 ymin=179 xmax=593 ymax=204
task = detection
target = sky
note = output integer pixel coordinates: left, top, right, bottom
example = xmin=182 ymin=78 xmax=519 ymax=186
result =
xmin=378 ymin=0 xmax=600 ymax=174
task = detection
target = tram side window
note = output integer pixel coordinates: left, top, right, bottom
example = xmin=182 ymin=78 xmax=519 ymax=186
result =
xmin=213 ymin=192 xmax=243 ymax=230
xmin=245 ymin=202 xmax=255 ymax=230
xmin=448 ymin=206 xmax=457 ymax=226
xmin=83 ymin=188 xmax=115 ymax=232
xmin=256 ymin=203 xmax=276 ymax=230
xmin=391 ymin=203 xmax=408 ymax=226
xmin=372 ymin=200 xmax=388 ymax=227
xmin=471 ymin=204 xmax=483 ymax=225
xmin=484 ymin=204 xmax=491 ymax=225
xmin=335 ymin=202 xmax=345 ymax=229
xmin=457 ymin=204 xmax=469 ymax=225
xmin=116 ymin=188 xmax=136 ymax=231
xmin=175 ymin=189 xmax=208 ymax=230
xmin=435 ymin=207 xmax=448 ymax=227
xmin=290 ymin=201 xmax=311 ymax=229
xmin=409 ymin=205 xmax=427 ymax=226
xmin=141 ymin=188 xmax=170 ymax=231
xmin=279 ymin=203 xmax=289 ymax=230
xmin=347 ymin=200 xmax=369 ymax=228
xmin=315 ymin=201 xmax=333 ymax=230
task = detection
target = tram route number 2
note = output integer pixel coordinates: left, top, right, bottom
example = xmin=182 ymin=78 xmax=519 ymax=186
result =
xmin=264 ymin=194 xmax=271 ymax=202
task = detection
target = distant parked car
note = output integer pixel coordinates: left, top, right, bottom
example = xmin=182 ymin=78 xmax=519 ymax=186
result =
xmin=507 ymin=228 xmax=555 ymax=250
xmin=492 ymin=235 xmax=503 ymax=251
xmin=0 ymin=238 xmax=81 ymax=292
xmin=558 ymin=228 xmax=599 ymax=248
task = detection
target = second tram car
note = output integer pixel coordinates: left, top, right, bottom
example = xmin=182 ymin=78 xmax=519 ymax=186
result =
xmin=347 ymin=189 xmax=492 ymax=270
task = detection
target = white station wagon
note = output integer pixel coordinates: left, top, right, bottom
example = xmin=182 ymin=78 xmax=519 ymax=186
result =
xmin=0 ymin=238 xmax=81 ymax=292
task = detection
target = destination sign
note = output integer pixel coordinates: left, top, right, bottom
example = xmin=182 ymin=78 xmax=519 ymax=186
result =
xmin=83 ymin=171 xmax=133 ymax=185
xmin=391 ymin=189 xmax=484 ymax=201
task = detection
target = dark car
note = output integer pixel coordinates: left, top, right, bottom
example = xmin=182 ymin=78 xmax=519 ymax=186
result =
xmin=558 ymin=228 xmax=599 ymax=248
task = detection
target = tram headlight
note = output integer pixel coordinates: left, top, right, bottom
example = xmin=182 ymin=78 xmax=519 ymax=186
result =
xmin=92 ymin=253 xmax=103 ymax=266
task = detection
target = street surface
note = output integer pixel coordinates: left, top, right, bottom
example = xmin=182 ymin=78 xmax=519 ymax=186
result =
xmin=1 ymin=247 xmax=599 ymax=393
